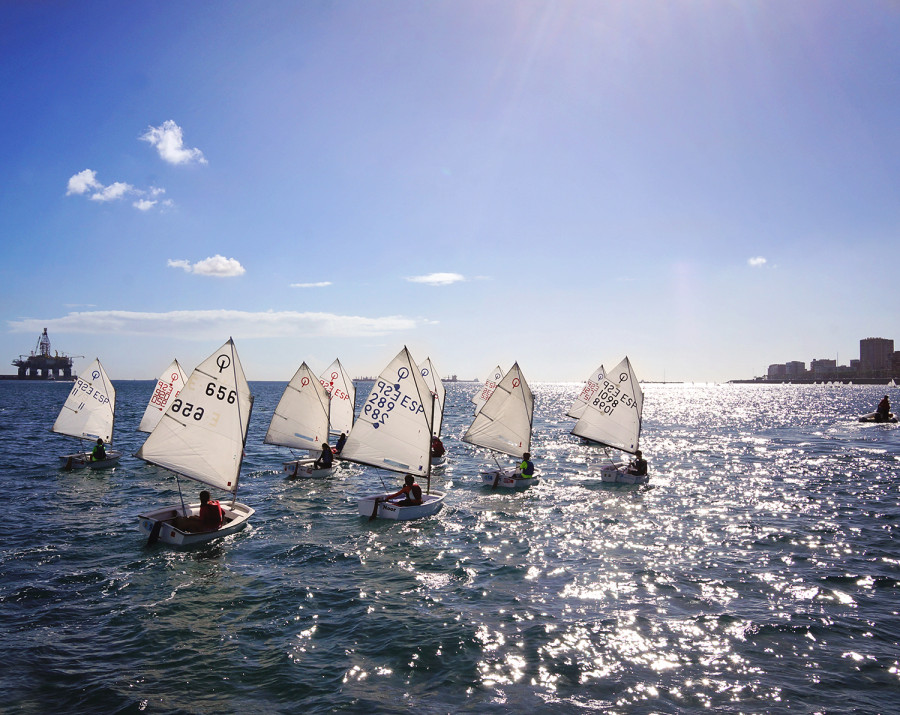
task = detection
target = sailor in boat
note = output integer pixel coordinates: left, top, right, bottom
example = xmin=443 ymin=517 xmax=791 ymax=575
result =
xmin=173 ymin=490 xmax=224 ymax=533
xmin=313 ymin=442 xmax=334 ymax=471
xmin=382 ymin=474 xmax=424 ymax=506
xmin=517 ymin=452 xmax=535 ymax=479
xmin=335 ymin=432 xmax=347 ymax=455
xmin=175 ymin=491 xmax=224 ymax=532
xmin=876 ymin=395 xmax=891 ymax=422
xmin=90 ymin=438 xmax=107 ymax=462
xmin=430 ymin=436 xmax=445 ymax=460
xmin=626 ymin=450 xmax=648 ymax=478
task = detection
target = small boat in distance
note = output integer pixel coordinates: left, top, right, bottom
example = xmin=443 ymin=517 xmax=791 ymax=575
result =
xmin=342 ymin=347 xmax=444 ymax=521
xmin=265 ymin=362 xmax=334 ymax=477
xmin=571 ymin=356 xmax=646 ymax=484
xmin=136 ymin=338 xmax=255 ymax=547
xmin=463 ymin=362 xmax=537 ymax=489
xmin=138 ymin=359 xmax=188 ymax=433
xmin=52 ymin=358 xmax=121 ymax=470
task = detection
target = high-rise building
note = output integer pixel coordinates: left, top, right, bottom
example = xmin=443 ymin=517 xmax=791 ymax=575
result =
xmin=860 ymin=338 xmax=894 ymax=377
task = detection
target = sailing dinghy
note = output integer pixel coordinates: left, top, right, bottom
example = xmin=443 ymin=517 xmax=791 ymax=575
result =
xmin=138 ymin=359 xmax=188 ymax=433
xmin=462 ymin=362 xmax=537 ymax=489
xmin=265 ymin=362 xmax=334 ymax=477
xmin=53 ymin=358 xmax=121 ymax=470
xmin=570 ymin=356 xmax=646 ymax=484
xmin=319 ymin=358 xmax=356 ymax=437
xmin=342 ymin=347 xmax=444 ymax=521
xmin=136 ymin=339 xmax=255 ymax=546
xmin=419 ymin=357 xmax=447 ymax=467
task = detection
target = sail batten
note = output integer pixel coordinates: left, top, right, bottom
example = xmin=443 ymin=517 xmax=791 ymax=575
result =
xmin=463 ymin=362 xmax=533 ymax=458
xmin=52 ymin=358 xmax=116 ymax=444
xmin=136 ymin=339 xmax=252 ymax=495
xmin=571 ymin=356 xmax=643 ymax=454
xmin=340 ymin=347 xmax=434 ymax=475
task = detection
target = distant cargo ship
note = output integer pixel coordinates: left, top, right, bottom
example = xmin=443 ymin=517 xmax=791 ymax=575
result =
xmin=6 ymin=328 xmax=78 ymax=380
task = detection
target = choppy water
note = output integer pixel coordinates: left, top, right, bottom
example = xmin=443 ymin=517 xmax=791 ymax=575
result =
xmin=1 ymin=380 xmax=898 ymax=714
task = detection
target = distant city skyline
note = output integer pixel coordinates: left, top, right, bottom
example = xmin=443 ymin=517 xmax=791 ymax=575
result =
xmin=762 ymin=336 xmax=897 ymax=381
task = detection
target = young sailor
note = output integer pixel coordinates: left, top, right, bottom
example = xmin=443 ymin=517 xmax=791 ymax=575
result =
xmin=383 ymin=474 xmax=423 ymax=506
xmin=627 ymin=450 xmax=648 ymax=477
xmin=91 ymin=438 xmax=107 ymax=462
xmin=518 ymin=452 xmax=535 ymax=479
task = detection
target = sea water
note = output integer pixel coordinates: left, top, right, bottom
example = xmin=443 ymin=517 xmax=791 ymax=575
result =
xmin=0 ymin=381 xmax=898 ymax=714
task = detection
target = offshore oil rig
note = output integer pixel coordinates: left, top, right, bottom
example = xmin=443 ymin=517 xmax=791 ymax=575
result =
xmin=11 ymin=328 xmax=78 ymax=380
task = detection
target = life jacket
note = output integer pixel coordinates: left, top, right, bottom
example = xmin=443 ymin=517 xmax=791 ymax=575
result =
xmin=520 ymin=460 xmax=534 ymax=477
xmin=199 ymin=500 xmax=224 ymax=529
xmin=409 ymin=483 xmax=423 ymax=504
xmin=92 ymin=444 xmax=106 ymax=461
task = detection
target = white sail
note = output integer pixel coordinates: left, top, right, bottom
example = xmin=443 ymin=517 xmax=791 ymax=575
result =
xmin=265 ymin=362 xmax=330 ymax=451
xmin=136 ymin=339 xmax=252 ymax=495
xmin=138 ymin=359 xmax=188 ymax=433
xmin=463 ymin=362 xmax=533 ymax=458
xmin=418 ymin=357 xmax=446 ymax=437
xmin=472 ymin=365 xmax=504 ymax=415
xmin=567 ymin=364 xmax=607 ymax=420
xmin=319 ymin=358 xmax=356 ymax=435
xmin=571 ymin=356 xmax=643 ymax=453
xmin=52 ymin=358 xmax=116 ymax=443
xmin=340 ymin=347 xmax=434 ymax=476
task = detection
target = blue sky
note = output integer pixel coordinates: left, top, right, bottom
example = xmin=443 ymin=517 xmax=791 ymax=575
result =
xmin=2 ymin=1 xmax=898 ymax=383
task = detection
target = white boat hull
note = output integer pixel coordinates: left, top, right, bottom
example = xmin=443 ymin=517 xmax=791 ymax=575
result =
xmin=600 ymin=464 xmax=649 ymax=485
xmin=858 ymin=412 xmax=898 ymax=423
xmin=138 ymin=501 xmax=255 ymax=546
xmin=59 ymin=450 xmax=122 ymax=470
xmin=481 ymin=469 xmax=539 ymax=489
xmin=283 ymin=459 xmax=334 ymax=478
xmin=430 ymin=454 xmax=447 ymax=468
xmin=357 ymin=492 xmax=445 ymax=520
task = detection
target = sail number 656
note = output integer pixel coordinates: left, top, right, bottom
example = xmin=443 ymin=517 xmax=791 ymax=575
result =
xmin=205 ymin=382 xmax=237 ymax=403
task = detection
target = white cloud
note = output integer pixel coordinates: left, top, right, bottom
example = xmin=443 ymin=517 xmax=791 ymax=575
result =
xmin=141 ymin=120 xmax=207 ymax=165
xmin=167 ymin=255 xmax=246 ymax=277
xmin=66 ymin=170 xmax=169 ymax=211
xmin=748 ymin=256 xmax=767 ymax=267
xmin=291 ymin=281 xmax=332 ymax=288
xmin=167 ymin=259 xmax=192 ymax=272
xmin=90 ymin=181 xmax=134 ymax=202
xmin=9 ymin=309 xmax=419 ymax=340
xmin=66 ymin=169 xmax=102 ymax=195
xmin=406 ymin=272 xmax=466 ymax=286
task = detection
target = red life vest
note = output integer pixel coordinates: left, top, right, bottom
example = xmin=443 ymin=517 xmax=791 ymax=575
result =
xmin=199 ymin=500 xmax=224 ymax=530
